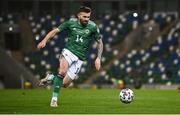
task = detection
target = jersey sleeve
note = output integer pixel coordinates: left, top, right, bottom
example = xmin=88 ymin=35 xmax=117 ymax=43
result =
xmin=94 ymin=25 xmax=102 ymax=41
xmin=57 ymin=20 xmax=70 ymax=31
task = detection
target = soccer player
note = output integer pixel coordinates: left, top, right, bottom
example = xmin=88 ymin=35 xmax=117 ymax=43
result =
xmin=37 ymin=6 xmax=103 ymax=107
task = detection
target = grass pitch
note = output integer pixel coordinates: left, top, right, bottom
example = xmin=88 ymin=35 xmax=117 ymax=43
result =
xmin=0 ymin=88 xmax=180 ymax=114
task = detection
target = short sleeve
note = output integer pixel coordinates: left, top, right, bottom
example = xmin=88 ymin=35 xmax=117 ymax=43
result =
xmin=94 ymin=26 xmax=102 ymax=41
xmin=57 ymin=20 xmax=70 ymax=31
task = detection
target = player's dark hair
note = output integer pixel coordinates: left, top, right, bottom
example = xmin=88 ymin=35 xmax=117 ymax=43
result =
xmin=78 ymin=6 xmax=91 ymax=13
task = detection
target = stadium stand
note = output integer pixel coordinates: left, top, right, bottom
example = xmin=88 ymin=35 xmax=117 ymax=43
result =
xmin=94 ymin=17 xmax=180 ymax=87
xmin=0 ymin=10 xmax=179 ymax=88
xmin=20 ymin=11 xmax=179 ymax=87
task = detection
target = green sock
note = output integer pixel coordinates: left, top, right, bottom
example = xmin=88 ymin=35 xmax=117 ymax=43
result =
xmin=52 ymin=74 xmax=63 ymax=99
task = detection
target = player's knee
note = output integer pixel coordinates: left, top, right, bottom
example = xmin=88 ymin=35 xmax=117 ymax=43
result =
xmin=58 ymin=70 xmax=67 ymax=77
xmin=63 ymin=83 xmax=69 ymax=88
xmin=63 ymin=80 xmax=71 ymax=88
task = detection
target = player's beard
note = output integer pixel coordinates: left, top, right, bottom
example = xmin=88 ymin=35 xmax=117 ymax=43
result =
xmin=80 ymin=19 xmax=88 ymax=26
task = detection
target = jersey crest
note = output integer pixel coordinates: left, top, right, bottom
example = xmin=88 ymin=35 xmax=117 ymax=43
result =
xmin=85 ymin=29 xmax=90 ymax=34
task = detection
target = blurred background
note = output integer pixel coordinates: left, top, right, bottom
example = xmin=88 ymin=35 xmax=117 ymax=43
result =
xmin=0 ymin=0 xmax=180 ymax=90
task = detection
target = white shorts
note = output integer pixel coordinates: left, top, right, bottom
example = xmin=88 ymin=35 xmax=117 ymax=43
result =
xmin=61 ymin=48 xmax=83 ymax=80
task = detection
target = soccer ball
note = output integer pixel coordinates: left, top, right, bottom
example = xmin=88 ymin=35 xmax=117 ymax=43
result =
xmin=119 ymin=88 xmax=134 ymax=104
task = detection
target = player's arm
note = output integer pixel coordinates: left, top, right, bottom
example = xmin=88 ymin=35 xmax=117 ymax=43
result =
xmin=97 ymin=39 xmax=103 ymax=59
xmin=95 ymin=38 xmax=103 ymax=71
xmin=37 ymin=28 xmax=60 ymax=49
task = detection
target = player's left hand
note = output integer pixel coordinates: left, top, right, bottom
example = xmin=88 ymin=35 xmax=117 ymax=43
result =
xmin=95 ymin=57 xmax=101 ymax=71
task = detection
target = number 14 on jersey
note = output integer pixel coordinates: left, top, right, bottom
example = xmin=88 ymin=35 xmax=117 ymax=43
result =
xmin=76 ymin=35 xmax=83 ymax=43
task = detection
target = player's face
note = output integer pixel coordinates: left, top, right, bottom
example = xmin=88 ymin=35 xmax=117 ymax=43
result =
xmin=78 ymin=12 xmax=91 ymax=25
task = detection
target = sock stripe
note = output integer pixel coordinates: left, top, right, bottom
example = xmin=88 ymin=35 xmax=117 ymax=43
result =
xmin=57 ymin=74 xmax=64 ymax=78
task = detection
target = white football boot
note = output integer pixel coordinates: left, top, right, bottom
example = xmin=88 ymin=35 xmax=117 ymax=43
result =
xmin=39 ymin=73 xmax=54 ymax=86
xmin=50 ymin=99 xmax=58 ymax=107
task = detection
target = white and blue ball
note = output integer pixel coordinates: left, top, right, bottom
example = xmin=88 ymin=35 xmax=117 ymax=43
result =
xmin=119 ymin=88 xmax=134 ymax=104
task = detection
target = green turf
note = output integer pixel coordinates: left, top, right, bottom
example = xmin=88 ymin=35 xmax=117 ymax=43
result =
xmin=0 ymin=88 xmax=180 ymax=114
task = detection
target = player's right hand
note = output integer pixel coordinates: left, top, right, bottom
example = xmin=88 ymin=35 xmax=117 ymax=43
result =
xmin=37 ymin=40 xmax=46 ymax=49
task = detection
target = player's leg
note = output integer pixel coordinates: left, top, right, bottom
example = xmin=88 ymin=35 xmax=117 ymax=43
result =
xmin=62 ymin=59 xmax=83 ymax=88
xmin=63 ymin=74 xmax=73 ymax=88
xmin=50 ymin=56 xmax=69 ymax=107
xmin=50 ymin=62 xmax=79 ymax=107
xmin=51 ymin=55 xmax=82 ymax=105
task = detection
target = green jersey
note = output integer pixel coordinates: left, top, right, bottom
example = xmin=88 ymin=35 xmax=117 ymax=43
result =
xmin=58 ymin=18 xmax=101 ymax=60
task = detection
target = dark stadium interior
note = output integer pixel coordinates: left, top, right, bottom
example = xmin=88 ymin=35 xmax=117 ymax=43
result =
xmin=0 ymin=0 xmax=180 ymax=89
